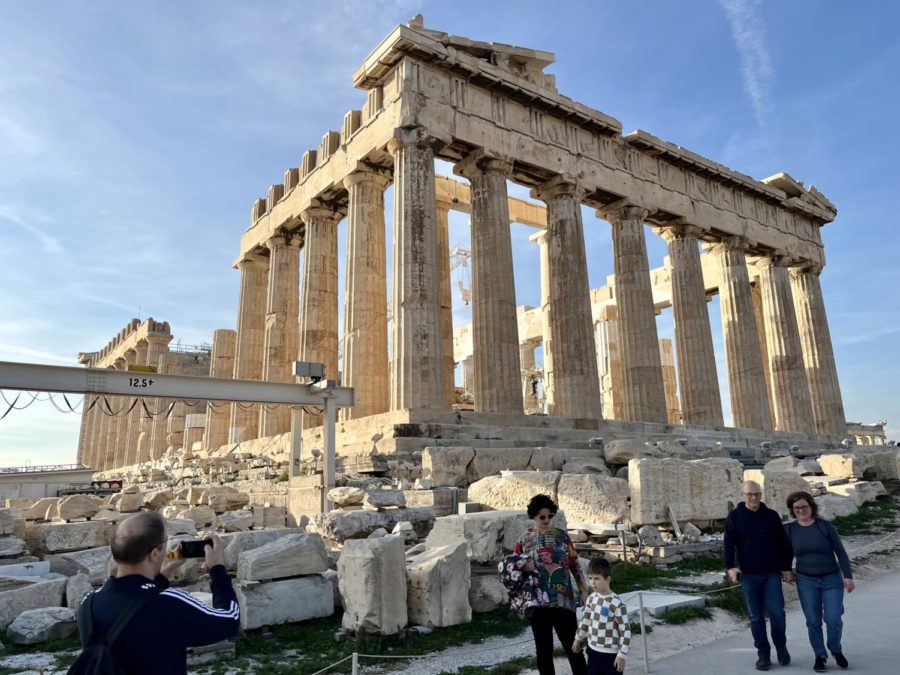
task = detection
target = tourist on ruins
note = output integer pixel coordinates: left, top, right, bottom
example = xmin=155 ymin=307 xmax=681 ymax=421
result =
xmin=514 ymin=493 xmax=589 ymax=675
xmin=572 ymin=557 xmax=630 ymax=674
xmin=724 ymin=480 xmax=793 ymax=671
xmin=69 ymin=512 xmax=240 ymax=675
xmin=784 ymin=490 xmax=854 ymax=672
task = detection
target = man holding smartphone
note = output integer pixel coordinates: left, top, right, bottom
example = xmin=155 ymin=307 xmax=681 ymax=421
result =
xmin=724 ymin=480 xmax=794 ymax=672
xmin=73 ymin=511 xmax=240 ymax=674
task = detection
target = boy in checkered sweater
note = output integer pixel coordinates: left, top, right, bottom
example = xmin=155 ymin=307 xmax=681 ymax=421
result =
xmin=572 ymin=558 xmax=631 ymax=675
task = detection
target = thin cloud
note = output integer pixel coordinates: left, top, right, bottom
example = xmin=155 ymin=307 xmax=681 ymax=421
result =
xmin=0 ymin=207 xmax=62 ymax=254
xmin=718 ymin=0 xmax=774 ymax=127
xmin=0 ymin=341 xmax=77 ymax=364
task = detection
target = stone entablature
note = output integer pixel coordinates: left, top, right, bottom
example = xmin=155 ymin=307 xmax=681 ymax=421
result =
xmin=78 ymin=318 xmax=172 ymax=369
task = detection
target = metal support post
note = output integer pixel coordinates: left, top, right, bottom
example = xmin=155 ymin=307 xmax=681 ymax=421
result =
xmin=322 ymin=393 xmax=337 ymax=513
xmin=638 ymin=590 xmax=650 ymax=673
xmin=290 ymin=405 xmax=302 ymax=478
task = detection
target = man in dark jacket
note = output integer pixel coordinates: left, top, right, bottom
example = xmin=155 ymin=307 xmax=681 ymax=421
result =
xmin=75 ymin=511 xmax=240 ymax=674
xmin=725 ymin=480 xmax=794 ymax=671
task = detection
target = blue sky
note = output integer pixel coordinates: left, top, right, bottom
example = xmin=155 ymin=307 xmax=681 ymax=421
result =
xmin=1 ymin=1 xmax=898 ymax=466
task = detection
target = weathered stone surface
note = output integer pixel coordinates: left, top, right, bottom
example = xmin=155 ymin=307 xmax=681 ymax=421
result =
xmin=466 ymin=448 xmax=535 ymax=483
xmin=638 ymin=525 xmax=663 ymax=546
xmin=251 ymin=506 xmax=287 ymax=529
xmin=855 ymin=450 xmax=900 ymax=480
xmin=202 ymin=487 xmax=250 ymax=513
xmin=220 ymin=529 xmax=295 ymax=571
xmin=0 ymin=510 xmax=19 ymax=537
xmin=217 ymin=510 xmax=254 ymax=532
xmin=818 ymin=454 xmax=865 ymax=479
xmin=798 ymin=459 xmax=823 ymax=475
xmin=406 ymin=542 xmax=471 ymax=628
xmin=764 ymin=456 xmax=799 ymax=473
xmin=629 ymin=458 xmax=743 ymax=525
xmin=828 ymin=481 xmax=885 ymax=506
xmin=175 ymin=505 xmax=216 ymax=530
xmin=117 ymin=492 xmax=144 ymax=513
xmin=314 ymin=507 xmax=435 ymax=543
xmin=467 ymin=471 xmax=561 ymax=511
xmin=0 ymin=537 xmax=26 ymax=558
xmin=421 ymin=446 xmax=476 ymax=488
xmin=60 ymin=547 xmax=110 ymax=585
xmin=469 ymin=569 xmax=508 ymax=612
xmin=363 ymin=490 xmax=406 ymax=510
xmin=682 ymin=523 xmax=702 ymax=542
xmin=560 ymin=458 xmax=611 ymax=475
xmin=5 ymin=607 xmax=76 ymax=645
xmin=816 ymin=494 xmax=858 ymax=521
xmin=30 ymin=498 xmax=58 ymax=521
xmin=0 ymin=577 xmax=66 ymax=631
xmin=55 ymin=495 xmax=99 ymax=522
xmin=65 ymin=574 xmax=93 ymax=614
xmin=743 ymin=469 xmax=811 ymax=518
xmin=0 ymin=561 xmax=47 ymax=577
xmin=237 ymin=533 xmax=328 ymax=581
xmin=143 ymin=489 xmax=175 ymax=509
xmin=41 ymin=521 xmax=112 ymax=554
xmin=234 ymin=575 xmax=333 ymax=630
xmin=166 ymin=519 xmax=198 ymax=536
xmin=557 ymin=475 xmax=630 ymax=525
xmin=327 ymin=487 xmax=365 ymax=507
xmin=604 ymin=439 xmax=662 ymax=465
xmin=338 ymin=535 xmax=407 ymax=635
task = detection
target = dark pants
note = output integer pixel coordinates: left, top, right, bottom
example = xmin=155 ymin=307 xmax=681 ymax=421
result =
xmin=586 ymin=648 xmax=617 ymax=675
xmin=528 ymin=607 xmax=587 ymax=675
xmin=740 ymin=572 xmax=787 ymax=658
xmin=796 ymin=571 xmax=845 ymax=658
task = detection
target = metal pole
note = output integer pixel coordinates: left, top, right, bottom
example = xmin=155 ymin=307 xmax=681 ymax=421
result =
xmin=637 ymin=590 xmax=650 ymax=674
xmin=351 ymin=652 xmax=359 ymax=675
xmin=290 ymin=406 xmax=302 ymax=478
xmin=323 ymin=394 xmax=336 ymax=513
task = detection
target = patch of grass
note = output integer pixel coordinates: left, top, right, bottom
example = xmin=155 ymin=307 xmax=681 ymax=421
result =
xmin=3 ymin=633 xmax=82 ymax=655
xmin=705 ymin=582 xmax=748 ymax=618
xmin=831 ymin=497 xmax=900 ymax=536
xmin=659 ymin=605 xmax=713 ymax=625
xmin=610 ymin=554 xmax=725 ymax=594
xmin=629 ymin=620 xmax=652 ymax=635
xmin=445 ymin=655 xmax=535 ymax=675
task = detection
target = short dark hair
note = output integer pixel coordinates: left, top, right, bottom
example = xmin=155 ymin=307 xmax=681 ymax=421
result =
xmin=786 ymin=491 xmax=819 ymax=519
xmin=588 ymin=557 xmax=612 ymax=578
xmin=111 ymin=512 xmax=167 ymax=564
xmin=526 ymin=493 xmax=558 ymax=519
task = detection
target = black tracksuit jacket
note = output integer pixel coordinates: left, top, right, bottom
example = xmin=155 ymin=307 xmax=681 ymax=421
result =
xmin=76 ymin=564 xmax=240 ymax=674
xmin=724 ymin=502 xmax=793 ymax=574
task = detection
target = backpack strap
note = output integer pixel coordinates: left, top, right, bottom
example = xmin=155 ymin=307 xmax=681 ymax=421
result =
xmin=87 ymin=582 xmax=160 ymax=648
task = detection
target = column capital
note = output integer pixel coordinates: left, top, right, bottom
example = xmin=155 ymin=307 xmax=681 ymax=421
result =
xmin=300 ymin=201 xmax=344 ymax=228
xmin=530 ymin=175 xmax=586 ymax=202
xmin=387 ymin=126 xmax=449 ymax=155
xmin=596 ymin=198 xmax=648 ymax=224
xmin=789 ymin=260 xmax=823 ymax=277
xmin=343 ymin=166 xmax=391 ymax=191
xmin=528 ymin=229 xmax=549 ymax=245
xmin=236 ymin=251 xmax=268 ymax=271
xmin=265 ymin=231 xmax=301 ymax=250
xmin=756 ymin=250 xmax=794 ymax=269
xmin=123 ymin=348 xmax=138 ymax=363
xmin=453 ymin=149 xmax=514 ymax=181
xmin=710 ymin=235 xmax=752 ymax=255
xmin=655 ymin=220 xmax=704 ymax=243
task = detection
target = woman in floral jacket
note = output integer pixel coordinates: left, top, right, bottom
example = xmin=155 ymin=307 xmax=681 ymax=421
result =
xmin=514 ymin=493 xmax=588 ymax=675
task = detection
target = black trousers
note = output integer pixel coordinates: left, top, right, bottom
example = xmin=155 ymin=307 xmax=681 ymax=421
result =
xmin=528 ymin=607 xmax=587 ymax=675
xmin=586 ymin=648 xmax=617 ymax=675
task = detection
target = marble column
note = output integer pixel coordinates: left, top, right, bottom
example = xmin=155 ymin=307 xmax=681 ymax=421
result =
xmin=299 ymin=204 xmax=342 ymax=428
xmin=595 ymin=306 xmax=622 ymax=420
xmin=162 ymin=353 xmax=186 ymax=456
xmin=436 ymin=198 xmax=456 ymax=408
xmin=122 ymin=341 xmax=148 ymax=466
xmin=80 ymin=395 xmax=99 ymax=467
xmin=204 ymin=329 xmax=237 ymax=451
xmin=149 ymin=353 xmax=179 ymax=460
xmin=659 ymin=223 xmax=723 ymax=427
xmin=600 ymin=203 xmax=666 ymax=423
xmin=659 ymin=339 xmax=682 ymax=424
xmin=530 ymin=230 xmax=555 ymax=414
xmin=259 ymin=233 xmax=301 ymax=436
xmin=229 ymin=253 xmax=268 ymax=443
xmin=387 ymin=127 xmax=444 ymax=411
xmin=756 ymin=253 xmax=815 ymax=433
xmin=519 ymin=340 xmax=537 ymax=411
xmin=342 ymin=170 xmax=391 ymax=420
xmin=532 ymin=178 xmax=600 ymax=419
xmin=790 ymin=264 xmax=846 ymax=436
xmin=750 ymin=279 xmax=777 ymax=425
xmin=713 ymin=237 xmax=773 ymax=430
xmin=136 ymin=334 xmax=170 ymax=462
xmin=109 ymin=358 xmax=129 ymax=468
xmin=456 ymin=153 xmax=523 ymax=413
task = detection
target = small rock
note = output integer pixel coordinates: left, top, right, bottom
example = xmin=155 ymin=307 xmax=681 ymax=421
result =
xmin=57 ymin=495 xmax=100 ymax=521
xmin=327 ymin=487 xmax=365 ymax=507
xmin=367 ymin=528 xmax=389 ymax=539
xmin=117 ymin=492 xmax=144 ymax=513
xmin=363 ymin=490 xmax=406 ymax=511
xmin=217 ymin=510 xmax=254 ymax=532
xmin=682 ymin=523 xmax=702 ymax=543
xmin=638 ymin=525 xmax=663 ymax=547
xmin=6 ymin=607 xmax=77 ymax=645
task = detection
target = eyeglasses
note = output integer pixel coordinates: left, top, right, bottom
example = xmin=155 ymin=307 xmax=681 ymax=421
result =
xmin=742 ymin=492 xmax=761 ymax=497
xmin=536 ymin=514 xmax=553 ymax=520
xmin=792 ymin=504 xmax=811 ymax=511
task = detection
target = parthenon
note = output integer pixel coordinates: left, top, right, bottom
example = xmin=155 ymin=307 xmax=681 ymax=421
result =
xmin=78 ymin=17 xmax=848 ymax=472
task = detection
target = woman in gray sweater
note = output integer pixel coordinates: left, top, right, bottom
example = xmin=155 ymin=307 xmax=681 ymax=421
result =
xmin=785 ymin=490 xmax=855 ymax=673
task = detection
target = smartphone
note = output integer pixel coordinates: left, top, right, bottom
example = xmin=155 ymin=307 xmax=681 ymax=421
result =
xmin=179 ymin=538 xmax=213 ymax=558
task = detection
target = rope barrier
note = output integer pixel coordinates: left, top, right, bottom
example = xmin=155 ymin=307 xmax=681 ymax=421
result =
xmin=309 ymin=654 xmax=353 ymax=675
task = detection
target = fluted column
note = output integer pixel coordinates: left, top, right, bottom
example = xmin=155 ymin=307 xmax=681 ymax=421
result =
xmin=520 ymin=339 xmax=541 ymax=413
xmin=530 ymin=230 xmax=554 ymax=414
xmin=107 ymin=358 xmax=129 ymax=468
xmin=456 ymin=153 xmax=523 ymax=413
xmin=162 ymin=353 xmax=186 ymax=456
xmin=388 ymin=127 xmax=444 ymax=411
xmin=299 ymin=204 xmax=342 ymax=428
xmin=136 ymin=334 xmax=171 ymax=462
xmin=599 ymin=203 xmax=666 ymax=423
xmin=751 ymin=279 xmax=777 ymax=424
xmin=204 ymin=329 xmax=237 ymax=451
xmin=790 ymin=264 xmax=846 ymax=436
xmin=342 ymin=170 xmax=391 ymax=420
xmin=756 ymin=253 xmax=815 ymax=433
xmin=122 ymin=342 xmax=148 ymax=466
xmin=80 ymin=394 xmax=99 ymax=468
xmin=711 ymin=237 xmax=773 ymax=430
xmin=595 ymin=306 xmax=622 ymax=420
xmin=259 ymin=233 xmax=301 ymax=436
xmin=436 ymin=198 xmax=456 ymax=408
xmin=229 ymin=253 xmax=268 ymax=443
xmin=658 ymin=223 xmax=723 ymax=426
xmin=94 ymin=373 xmax=113 ymax=471
xmin=532 ymin=178 xmax=600 ymax=419
xmin=149 ymin=353 xmax=178 ymax=459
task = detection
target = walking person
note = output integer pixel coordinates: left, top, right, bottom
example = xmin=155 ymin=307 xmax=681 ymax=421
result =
xmin=572 ymin=558 xmax=630 ymax=674
xmin=724 ymin=480 xmax=793 ymax=671
xmin=514 ymin=493 xmax=588 ymax=675
xmin=785 ymin=491 xmax=854 ymax=672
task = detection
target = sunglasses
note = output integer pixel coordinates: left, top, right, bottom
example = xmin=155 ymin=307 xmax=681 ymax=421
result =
xmin=535 ymin=514 xmax=553 ymax=520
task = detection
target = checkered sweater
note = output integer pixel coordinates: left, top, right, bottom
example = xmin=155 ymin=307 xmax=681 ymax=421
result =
xmin=576 ymin=592 xmax=631 ymax=657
